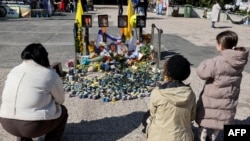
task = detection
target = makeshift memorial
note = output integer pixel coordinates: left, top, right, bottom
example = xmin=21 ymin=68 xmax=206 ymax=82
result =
xmin=66 ymin=23 xmax=161 ymax=103
xmin=62 ymin=62 xmax=162 ymax=102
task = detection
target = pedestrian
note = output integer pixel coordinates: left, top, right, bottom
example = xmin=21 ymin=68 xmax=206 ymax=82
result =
xmin=211 ymin=0 xmax=221 ymax=28
xmin=81 ymin=0 xmax=88 ymax=12
xmin=195 ymin=30 xmax=249 ymax=141
xmin=133 ymin=0 xmax=138 ymax=13
xmin=155 ymin=0 xmax=163 ymax=15
xmin=135 ymin=0 xmax=148 ymax=18
xmin=59 ymin=0 xmax=65 ymax=12
xmin=144 ymin=0 xmax=149 ymax=18
xmin=148 ymin=0 xmax=155 ymax=12
xmin=0 ymin=43 xmax=68 ymax=141
xmin=117 ymin=0 xmax=123 ymax=15
xmin=146 ymin=55 xmax=196 ymax=141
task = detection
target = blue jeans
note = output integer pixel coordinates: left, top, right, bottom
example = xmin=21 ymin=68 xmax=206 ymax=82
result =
xmin=157 ymin=2 xmax=163 ymax=14
xmin=211 ymin=21 xmax=215 ymax=28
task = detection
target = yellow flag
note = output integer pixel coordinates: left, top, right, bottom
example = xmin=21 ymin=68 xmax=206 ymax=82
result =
xmin=75 ymin=0 xmax=84 ymax=27
xmin=124 ymin=0 xmax=134 ymax=40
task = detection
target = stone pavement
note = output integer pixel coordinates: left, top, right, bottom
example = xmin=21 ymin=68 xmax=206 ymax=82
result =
xmin=0 ymin=5 xmax=250 ymax=141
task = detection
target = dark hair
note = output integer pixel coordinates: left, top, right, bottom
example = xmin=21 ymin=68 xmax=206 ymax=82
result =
xmin=163 ymin=55 xmax=191 ymax=81
xmin=21 ymin=43 xmax=50 ymax=68
xmin=216 ymin=30 xmax=238 ymax=50
xmin=108 ymin=42 xmax=117 ymax=51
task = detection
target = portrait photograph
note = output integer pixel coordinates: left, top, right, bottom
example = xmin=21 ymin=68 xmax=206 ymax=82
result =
xmin=98 ymin=15 xmax=109 ymax=27
xmin=136 ymin=15 xmax=146 ymax=28
xmin=118 ymin=15 xmax=128 ymax=28
xmin=82 ymin=15 xmax=92 ymax=27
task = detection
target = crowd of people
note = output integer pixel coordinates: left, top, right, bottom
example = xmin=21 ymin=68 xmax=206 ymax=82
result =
xmin=0 ymin=29 xmax=248 ymax=141
xmin=132 ymin=0 xmax=170 ymax=17
xmin=26 ymin=0 xmax=88 ymax=13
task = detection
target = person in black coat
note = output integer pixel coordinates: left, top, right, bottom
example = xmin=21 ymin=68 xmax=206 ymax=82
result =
xmin=117 ymin=0 xmax=123 ymax=15
xmin=81 ymin=0 xmax=88 ymax=12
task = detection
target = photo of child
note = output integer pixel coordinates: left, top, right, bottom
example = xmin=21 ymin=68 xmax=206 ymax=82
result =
xmin=136 ymin=15 xmax=146 ymax=28
xmin=82 ymin=15 xmax=92 ymax=27
xmin=118 ymin=15 xmax=128 ymax=28
xmin=98 ymin=15 xmax=109 ymax=27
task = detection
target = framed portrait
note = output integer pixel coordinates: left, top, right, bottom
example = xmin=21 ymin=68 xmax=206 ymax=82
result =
xmin=98 ymin=15 xmax=109 ymax=27
xmin=118 ymin=15 xmax=128 ymax=28
xmin=136 ymin=15 xmax=146 ymax=28
xmin=82 ymin=15 xmax=92 ymax=27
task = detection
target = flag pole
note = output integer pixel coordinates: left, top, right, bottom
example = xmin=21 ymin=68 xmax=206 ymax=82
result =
xmin=74 ymin=0 xmax=84 ymax=69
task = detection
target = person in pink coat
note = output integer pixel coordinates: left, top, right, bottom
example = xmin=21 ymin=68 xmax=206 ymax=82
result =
xmin=195 ymin=30 xmax=249 ymax=141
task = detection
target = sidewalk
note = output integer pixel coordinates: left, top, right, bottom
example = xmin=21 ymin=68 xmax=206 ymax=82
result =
xmin=0 ymin=5 xmax=250 ymax=141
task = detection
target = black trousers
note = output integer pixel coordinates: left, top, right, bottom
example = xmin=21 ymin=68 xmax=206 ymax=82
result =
xmin=0 ymin=105 xmax=68 ymax=141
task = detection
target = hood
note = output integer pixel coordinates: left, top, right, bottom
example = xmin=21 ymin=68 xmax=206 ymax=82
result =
xmin=221 ymin=49 xmax=249 ymax=68
xmin=157 ymin=86 xmax=193 ymax=106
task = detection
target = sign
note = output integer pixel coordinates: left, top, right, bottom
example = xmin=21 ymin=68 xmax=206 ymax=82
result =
xmin=224 ymin=125 xmax=250 ymax=141
xmin=0 ymin=4 xmax=20 ymax=18
xmin=6 ymin=4 xmax=20 ymax=18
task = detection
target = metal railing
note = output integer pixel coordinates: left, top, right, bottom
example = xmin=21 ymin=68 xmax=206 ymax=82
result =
xmin=151 ymin=23 xmax=163 ymax=70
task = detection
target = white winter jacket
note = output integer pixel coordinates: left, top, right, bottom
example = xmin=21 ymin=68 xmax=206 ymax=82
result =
xmin=0 ymin=60 xmax=65 ymax=120
xmin=211 ymin=3 xmax=221 ymax=22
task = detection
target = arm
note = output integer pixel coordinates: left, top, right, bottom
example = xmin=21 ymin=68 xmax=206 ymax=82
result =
xmin=191 ymin=93 xmax=196 ymax=121
xmin=196 ymin=58 xmax=216 ymax=80
xmin=149 ymin=88 xmax=158 ymax=120
xmin=51 ymin=77 xmax=65 ymax=104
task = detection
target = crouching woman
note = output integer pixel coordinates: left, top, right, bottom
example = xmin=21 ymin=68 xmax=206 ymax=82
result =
xmin=0 ymin=43 xmax=68 ymax=141
xmin=146 ymin=55 xmax=196 ymax=141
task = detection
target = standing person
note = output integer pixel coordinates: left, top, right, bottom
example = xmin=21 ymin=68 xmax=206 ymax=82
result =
xmin=195 ymin=30 xmax=249 ymax=141
xmin=211 ymin=0 xmax=221 ymax=28
xmin=133 ymin=0 xmax=139 ymax=13
xmin=81 ymin=0 xmax=88 ymax=12
xmin=136 ymin=0 xmax=148 ymax=17
xmin=144 ymin=0 xmax=149 ymax=18
xmin=0 ymin=43 xmax=68 ymax=141
xmin=59 ymin=0 xmax=65 ymax=12
xmin=156 ymin=0 xmax=162 ymax=15
xmin=146 ymin=55 xmax=196 ymax=141
xmin=117 ymin=0 xmax=123 ymax=15
xmin=148 ymin=0 xmax=155 ymax=12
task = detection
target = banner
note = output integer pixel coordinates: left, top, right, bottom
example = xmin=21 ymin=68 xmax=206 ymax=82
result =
xmin=19 ymin=4 xmax=31 ymax=18
xmin=5 ymin=4 xmax=20 ymax=18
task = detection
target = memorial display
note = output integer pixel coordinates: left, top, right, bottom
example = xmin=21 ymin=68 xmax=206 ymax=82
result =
xmin=69 ymin=0 xmax=162 ymax=102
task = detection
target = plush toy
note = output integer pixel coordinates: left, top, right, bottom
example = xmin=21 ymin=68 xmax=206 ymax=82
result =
xmin=130 ymin=14 xmax=137 ymax=28
xmin=88 ymin=40 xmax=95 ymax=53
